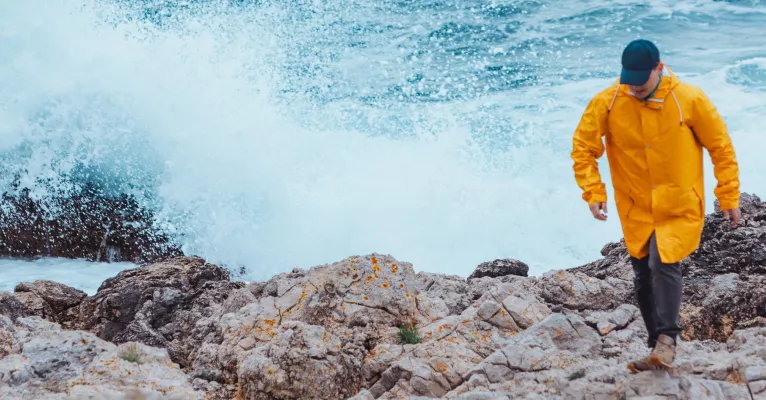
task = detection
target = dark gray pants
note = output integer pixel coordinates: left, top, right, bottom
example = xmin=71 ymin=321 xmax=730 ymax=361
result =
xmin=629 ymin=233 xmax=683 ymax=348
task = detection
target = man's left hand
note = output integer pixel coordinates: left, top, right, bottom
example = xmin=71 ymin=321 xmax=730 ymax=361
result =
xmin=723 ymin=207 xmax=742 ymax=228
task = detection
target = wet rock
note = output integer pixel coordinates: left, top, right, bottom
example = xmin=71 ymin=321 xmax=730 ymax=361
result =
xmin=13 ymin=280 xmax=86 ymax=327
xmin=0 ymin=291 xmax=29 ymax=322
xmin=468 ymin=258 xmax=529 ymax=280
xmin=681 ymin=271 xmax=766 ymax=342
xmin=568 ymin=239 xmax=635 ymax=282
xmin=694 ymin=193 xmax=766 ymax=278
xmin=73 ymin=257 xmax=245 ymax=367
xmin=0 ymin=182 xmax=182 ymax=263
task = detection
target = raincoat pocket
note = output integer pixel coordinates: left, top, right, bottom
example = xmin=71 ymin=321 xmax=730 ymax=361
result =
xmin=692 ymin=183 xmax=705 ymax=219
xmin=614 ymin=190 xmax=635 ymax=221
xmin=654 ymin=185 xmax=703 ymax=222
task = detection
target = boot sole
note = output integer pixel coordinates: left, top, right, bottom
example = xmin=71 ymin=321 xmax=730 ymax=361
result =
xmin=647 ymin=354 xmax=674 ymax=370
xmin=627 ymin=361 xmax=661 ymax=374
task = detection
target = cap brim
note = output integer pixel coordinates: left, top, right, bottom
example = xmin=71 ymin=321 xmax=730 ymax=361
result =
xmin=620 ymin=68 xmax=651 ymax=85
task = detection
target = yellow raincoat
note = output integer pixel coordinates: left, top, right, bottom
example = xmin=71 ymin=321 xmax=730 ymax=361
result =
xmin=571 ymin=66 xmax=740 ymax=263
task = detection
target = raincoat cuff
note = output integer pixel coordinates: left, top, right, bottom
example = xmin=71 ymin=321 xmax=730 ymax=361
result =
xmin=719 ymin=198 xmax=739 ymax=211
xmin=587 ymin=193 xmax=607 ymax=205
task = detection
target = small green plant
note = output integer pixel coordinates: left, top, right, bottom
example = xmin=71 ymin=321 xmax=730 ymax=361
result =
xmin=119 ymin=343 xmax=142 ymax=364
xmin=399 ymin=323 xmax=422 ymax=345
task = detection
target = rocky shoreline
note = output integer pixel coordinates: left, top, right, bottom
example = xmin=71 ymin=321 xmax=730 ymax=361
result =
xmin=1 ymin=193 xmax=765 ymax=399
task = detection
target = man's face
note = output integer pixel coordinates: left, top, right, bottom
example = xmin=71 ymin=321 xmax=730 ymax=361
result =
xmin=629 ymin=63 xmax=663 ymax=99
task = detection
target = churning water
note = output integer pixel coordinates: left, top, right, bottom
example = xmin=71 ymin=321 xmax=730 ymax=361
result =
xmin=1 ymin=0 xmax=766 ymax=290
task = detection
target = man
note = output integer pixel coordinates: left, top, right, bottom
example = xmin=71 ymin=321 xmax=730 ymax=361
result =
xmin=570 ymin=39 xmax=741 ymax=371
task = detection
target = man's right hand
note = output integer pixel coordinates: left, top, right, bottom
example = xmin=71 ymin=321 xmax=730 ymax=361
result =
xmin=590 ymin=202 xmax=608 ymax=221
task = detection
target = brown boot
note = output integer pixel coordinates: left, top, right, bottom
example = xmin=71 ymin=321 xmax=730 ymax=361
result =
xmin=647 ymin=334 xmax=676 ymax=369
xmin=627 ymin=356 xmax=658 ymax=373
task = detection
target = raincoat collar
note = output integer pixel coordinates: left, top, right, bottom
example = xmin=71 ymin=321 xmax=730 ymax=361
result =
xmin=615 ymin=66 xmax=680 ymax=109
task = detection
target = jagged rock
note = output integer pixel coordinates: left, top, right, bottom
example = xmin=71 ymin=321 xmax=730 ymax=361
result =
xmin=0 ymin=316 xmax=201 ymax=399
xmin=525 ymin=313 xmax=602 ymax=355
xmin=681 ymin=271 xmax=766 ymax=342
xmin=414 ymin=272 xmax=479 ymax=317
xmin=367 ymin=309 xmax=518 ymax=399
xmin=568 ymin=239 xmax=635 ymax=281
xmin=0 ymin=291 xmax=29 ymax=322
xmin=468 ymin=258 xmax=529 ymax=280
xmin=69 ymin=257 xmax=244 ymax=368
xmin=238 ymin=321 xmax=364 ymax=400
xmin=585 ymin=304 xmax=640 ymax=336
xmin=0 ymin=182 xmax=182 ymax=263
xmin=536 ymin=269 xmax=632 ymax=311
xmin=501 ymin=295 xmax=551 ymax=329
xmin=349 ymin=389 xmax=376 ymax=400
xmin=694 ymin=193 xmax=766 ymax=277
xmin=196 ymin=254 xmax=425 ymax=399
xmin=440 ymin=326 xmax=761 ymax=400
xmin=600 ymin=318 xmax=650 ymax=359
xmin=13 ymin=280 xmax=86 ymax=327
xmin=363 ymin=277 xmax=563 ymax=399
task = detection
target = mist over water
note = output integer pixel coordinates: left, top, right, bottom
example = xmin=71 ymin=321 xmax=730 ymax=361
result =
xmin=1 ymin=0 xmax=766 ymax=285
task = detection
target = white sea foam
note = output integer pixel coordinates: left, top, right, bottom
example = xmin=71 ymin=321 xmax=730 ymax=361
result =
xmin=0 ymin=258 xmax=136 ymax=295
xmin=0 ymin=0 xmax=764 ymax=285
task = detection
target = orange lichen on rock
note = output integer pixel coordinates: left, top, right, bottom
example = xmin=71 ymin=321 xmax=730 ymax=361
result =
xmin=432 ymin=361 xmax=448 ymax=373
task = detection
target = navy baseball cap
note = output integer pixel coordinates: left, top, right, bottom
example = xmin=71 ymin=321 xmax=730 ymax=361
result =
xmin=620 ymin=39 xmax=660 ymax=85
